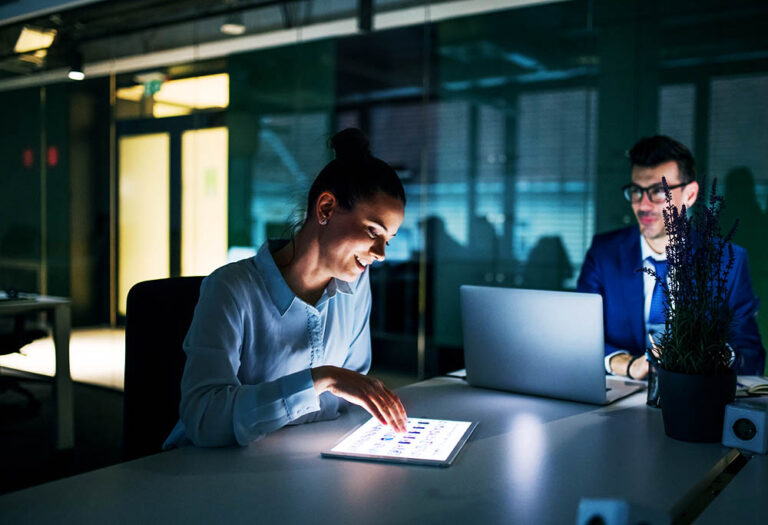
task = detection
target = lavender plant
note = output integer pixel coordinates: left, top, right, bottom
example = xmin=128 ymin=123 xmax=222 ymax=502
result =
xmin=643 ymin=177 xmax=738 ymax=375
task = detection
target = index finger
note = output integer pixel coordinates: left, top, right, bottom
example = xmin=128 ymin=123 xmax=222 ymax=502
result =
xmin=390 ymin=394 xmax=407 ymax=432
xmin=380 ymin=388 xmax=408 ymax=433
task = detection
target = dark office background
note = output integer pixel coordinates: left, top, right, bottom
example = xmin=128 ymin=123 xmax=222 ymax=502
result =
xmin=2 ymin=0 xmax=768 ymax=494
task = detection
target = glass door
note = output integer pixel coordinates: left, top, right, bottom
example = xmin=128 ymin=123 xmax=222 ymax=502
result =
xmin=117 ymin=133 xmax=170 ymax=316
xmin=181 ymin=127 xmax=228 ymax=276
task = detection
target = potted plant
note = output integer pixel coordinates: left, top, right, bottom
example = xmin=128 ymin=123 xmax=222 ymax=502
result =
xmin=645 ymin=177 xmax=738 ymax=442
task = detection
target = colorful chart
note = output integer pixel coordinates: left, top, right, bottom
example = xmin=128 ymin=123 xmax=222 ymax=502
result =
xmin=329 ymin=417 xmax=474 ymax=462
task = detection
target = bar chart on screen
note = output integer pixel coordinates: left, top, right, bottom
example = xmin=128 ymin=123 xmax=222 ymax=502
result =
xmin=322 ymin=417 xmax=477 ymax=467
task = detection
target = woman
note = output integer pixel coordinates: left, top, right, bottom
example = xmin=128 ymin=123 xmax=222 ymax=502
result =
xmin=164 ymin=128 xmax=408 ymax=448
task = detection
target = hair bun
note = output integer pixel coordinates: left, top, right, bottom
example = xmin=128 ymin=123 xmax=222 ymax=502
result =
xmin=330 ymin=128 xmax=370 ymax=161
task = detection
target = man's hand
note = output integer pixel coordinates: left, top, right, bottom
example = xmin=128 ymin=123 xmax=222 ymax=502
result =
xmin=609 ymin=353 xmax=649 ymax=380
xmin=311 ymin=366 xmax=408 ymax=433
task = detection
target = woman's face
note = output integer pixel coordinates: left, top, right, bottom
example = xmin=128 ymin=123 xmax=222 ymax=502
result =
xmin=317 ymin=191 xmax=405 ymax=282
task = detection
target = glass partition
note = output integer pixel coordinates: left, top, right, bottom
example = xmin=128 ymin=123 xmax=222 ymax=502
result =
xmin=2 ymin=0 xmax=768 ymax=373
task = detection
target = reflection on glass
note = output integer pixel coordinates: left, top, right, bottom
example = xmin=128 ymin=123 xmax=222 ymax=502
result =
xmin=509 ymin=413 xmax=545 ymax=501
xmin=708 ymin=74 xmax=768 ymax=359
xmin=248 ymin=114 xmax=331 ymax=249
xmin=514 ymin=89 xmax=596 ymax=290
xmin=659 ymin=84 xmax=695 ymax=150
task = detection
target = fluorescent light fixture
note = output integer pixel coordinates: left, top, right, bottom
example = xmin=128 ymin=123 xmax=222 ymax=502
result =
xmin=116 ymin=73 xmax=230 ymax=117
xmin=15 ymin=26 xmax=57 ymax=53
xmin=153 ymin=73 xmax=229 ymax=108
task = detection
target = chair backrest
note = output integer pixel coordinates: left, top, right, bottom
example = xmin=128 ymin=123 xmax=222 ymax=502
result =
xmin=124 ymin=276 xmax=204 ymax=460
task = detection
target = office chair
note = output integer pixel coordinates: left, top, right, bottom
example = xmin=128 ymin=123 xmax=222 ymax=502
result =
xmin=123 ymin=276 xmax=204 ymax=460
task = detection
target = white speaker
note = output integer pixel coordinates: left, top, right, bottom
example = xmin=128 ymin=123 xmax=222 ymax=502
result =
xmin=722 ymin=398 xmax=768 ymax=454
xmin=576 ymin=499 xmax=670 ymax=525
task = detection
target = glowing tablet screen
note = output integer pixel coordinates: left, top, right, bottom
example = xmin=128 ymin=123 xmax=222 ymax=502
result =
xmin=324 ymin=417 xmax=476 ymax=466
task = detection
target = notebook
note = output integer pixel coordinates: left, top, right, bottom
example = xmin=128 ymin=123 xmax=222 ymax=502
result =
xmin=460 ymin=285 xmax=644 ymax=405
xmin=736 ymin=376 xmax=768 ymax=397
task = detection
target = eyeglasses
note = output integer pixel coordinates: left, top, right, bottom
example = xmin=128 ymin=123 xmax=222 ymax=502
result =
xmin=622 ymin=182 xmax=689 ymax=203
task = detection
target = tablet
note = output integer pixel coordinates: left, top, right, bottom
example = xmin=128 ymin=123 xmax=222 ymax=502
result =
xmin=321 ymin=417 xmax=477 ymax=467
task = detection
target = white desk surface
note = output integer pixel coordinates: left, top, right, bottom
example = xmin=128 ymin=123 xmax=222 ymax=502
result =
xmin=0 ymin=377 xmax=737 ymax=524
xmin=0 ymin=295 xmax=70 ymax=314
xmin=696 ymin=452 xmax=768 ymax=524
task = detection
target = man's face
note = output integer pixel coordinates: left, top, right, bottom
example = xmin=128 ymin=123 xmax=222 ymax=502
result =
xmin=630 ymin=160 xmax=699 ymax=243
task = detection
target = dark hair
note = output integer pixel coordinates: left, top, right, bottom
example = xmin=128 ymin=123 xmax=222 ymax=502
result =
xmin=628 ymin=135 xmax=696 ymax=183
xmin=306 ymin=128 xmax=405 ymax=217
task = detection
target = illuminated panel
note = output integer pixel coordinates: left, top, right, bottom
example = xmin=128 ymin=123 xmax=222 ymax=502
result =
xmin=155 ymin=73 xmax=229 ymax=109
xmin=115 ymin=85 xmax=144 ymax=102
xmin=14 ymin=26 xmax=56 ymax=53
xmin=118 ymin=133 xmax=170 ymax=316
xmin=181 ymin=127 xmax=228 ymax=276
xmin=116 ymin=73 xmax=229 ymax=118
xmin=152 ymin=102 xmax=192 ymax=118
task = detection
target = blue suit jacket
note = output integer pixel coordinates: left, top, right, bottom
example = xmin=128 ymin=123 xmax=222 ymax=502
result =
xmin=577 ymin=226 xmax=765 ymax=375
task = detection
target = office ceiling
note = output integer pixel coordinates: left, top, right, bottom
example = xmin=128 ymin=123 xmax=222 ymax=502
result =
xmin=0 ymin=0 xmax=367 ymax=78
xmin=2 ymin=0 xmax=768 ymax=86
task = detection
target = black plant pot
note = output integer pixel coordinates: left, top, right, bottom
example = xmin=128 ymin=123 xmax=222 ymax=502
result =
xmin=657 ymin=367 xmax=736 ymax=443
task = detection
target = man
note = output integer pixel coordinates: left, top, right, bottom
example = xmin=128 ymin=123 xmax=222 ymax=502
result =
xmin=577 ymin=135 xmax=765 ymax=378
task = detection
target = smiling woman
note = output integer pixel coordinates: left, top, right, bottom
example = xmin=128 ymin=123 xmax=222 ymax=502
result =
xmin=163 ymin=128 xmax=409 ymax=449
xmin=273 ymin=129 xmax=406 ymax=304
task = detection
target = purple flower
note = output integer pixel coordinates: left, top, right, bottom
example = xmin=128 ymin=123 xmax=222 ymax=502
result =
xmin=639 ymin=177 xmax=735 ymax=374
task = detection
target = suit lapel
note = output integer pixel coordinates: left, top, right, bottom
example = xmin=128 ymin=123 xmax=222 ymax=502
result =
xmin=619 ymin=228 xmax=645 ymax=353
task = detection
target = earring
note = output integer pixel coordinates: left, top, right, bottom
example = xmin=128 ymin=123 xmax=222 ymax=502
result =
xmin=320 ymin=218 xmax=328 ymax=225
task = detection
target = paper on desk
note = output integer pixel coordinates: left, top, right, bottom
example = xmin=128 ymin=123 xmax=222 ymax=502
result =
xmin=736 ymin=375 xmax=768 ymax=397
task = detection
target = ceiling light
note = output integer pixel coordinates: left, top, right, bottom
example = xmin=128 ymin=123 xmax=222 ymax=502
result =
xmin=220 ymin=22 xmax=246 ymax=35
xmin=15 ymin=26 xmax=57 ymax=53
xmin=220 ymin=14 xmax=245 ymax=36
xmin=68 ymin=52 xmax=85 ymax=81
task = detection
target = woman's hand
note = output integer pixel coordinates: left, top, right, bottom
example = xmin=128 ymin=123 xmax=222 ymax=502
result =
xmin=311 ymin=366 xmax=408 ymax=433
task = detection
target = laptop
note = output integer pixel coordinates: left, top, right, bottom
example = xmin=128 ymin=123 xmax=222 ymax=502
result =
xmin=460 ymin=285 xmax=644 ymax=405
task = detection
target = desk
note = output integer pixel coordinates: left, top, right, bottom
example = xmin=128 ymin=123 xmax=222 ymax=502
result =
xmin=697 ymin=453 xmax=768 ymax=523
xmin=0 ymin=296 xmax=73 ymax=450
xmin=0 ymin=377 xmax=740 ymax=523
